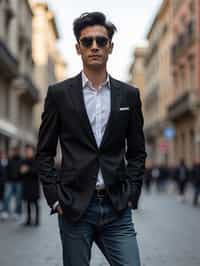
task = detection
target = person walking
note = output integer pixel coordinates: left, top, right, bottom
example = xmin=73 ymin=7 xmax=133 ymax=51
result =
xmin=37 ymin=12 xmax=146 ymax=266
xmin=1 ymin=145 xmax=22 ymax=220
xmin=191 ymin=158 xmax=200 ymax=206
xmin=176 ymin=159 xmax=189 ymax=202
xmin=0 ymin=150 xmax=8 ymax=211
xmin=20 ymin=145 xmax=40 ymax=226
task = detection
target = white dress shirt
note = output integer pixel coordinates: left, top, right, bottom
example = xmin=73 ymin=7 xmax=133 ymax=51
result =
xmin=82 ymin=71 xmax=111 ymax=189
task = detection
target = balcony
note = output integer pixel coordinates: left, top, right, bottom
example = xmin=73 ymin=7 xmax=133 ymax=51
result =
xmin=0 ymin=40 xmax=18 ymax=78
xmin=171 ymin=21 xmax=196 ymax=64
xmin=13 ymin=74 xmax=40 ymax=103
xmin=168 ymin=91 xmax=198 ymax=121
xmin=144 ymin=119 xmax=164 ymax=141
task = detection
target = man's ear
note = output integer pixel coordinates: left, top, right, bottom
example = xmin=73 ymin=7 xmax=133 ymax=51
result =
xmin=108 ymin=42 xmax=114 ymax=54
xmin=75 ymin=43 xmax=81 ymax=55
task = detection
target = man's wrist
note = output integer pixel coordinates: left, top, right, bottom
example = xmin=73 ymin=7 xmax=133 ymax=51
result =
xmin=52 ymin=201 xmax=60 ymax=211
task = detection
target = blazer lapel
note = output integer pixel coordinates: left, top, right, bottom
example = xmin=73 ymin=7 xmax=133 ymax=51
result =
xmin=67 ymin=74 xmax=121 ymax=150
xmin=68 ymin=73 xmax=98 ymax=149
xmin=100 ymin=76 xmax=121 ymax=148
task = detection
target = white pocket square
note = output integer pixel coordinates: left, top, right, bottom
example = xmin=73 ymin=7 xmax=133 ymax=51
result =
xmin=120 ymin=107 xmax=130 ymax=111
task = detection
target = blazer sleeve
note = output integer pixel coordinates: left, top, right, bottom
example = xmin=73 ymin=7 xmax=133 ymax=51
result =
xmin=36 ymin=86 xmax=60 ymax=208
xmin=125 ymin=88 xmax=147 ymax=208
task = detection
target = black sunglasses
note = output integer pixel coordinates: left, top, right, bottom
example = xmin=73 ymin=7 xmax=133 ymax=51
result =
xmin=79 ymin=36 xmax=109 ymax=48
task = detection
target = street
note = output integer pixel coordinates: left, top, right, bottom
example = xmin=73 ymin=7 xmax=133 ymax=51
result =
xmin=0 ymin=189 xmax=200 ymax=266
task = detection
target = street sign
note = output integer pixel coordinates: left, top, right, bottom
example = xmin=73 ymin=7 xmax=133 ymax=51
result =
xmin=159 ymin=141 xmax=169 ymax=152
xmin=164 ymin=127 xmax=176 ymax=140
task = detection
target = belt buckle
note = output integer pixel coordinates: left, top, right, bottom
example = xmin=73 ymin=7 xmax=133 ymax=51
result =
xmin=96 ymin=188 xmax=105 ymax=198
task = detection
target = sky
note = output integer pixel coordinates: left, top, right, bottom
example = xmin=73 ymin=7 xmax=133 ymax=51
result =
xmin=46 ymin=0 xmax=163 ymax=81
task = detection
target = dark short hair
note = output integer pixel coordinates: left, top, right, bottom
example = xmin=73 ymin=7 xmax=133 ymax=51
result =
xmin=11 ymin=145 xmax=20 ymax=152
xmin=73 ymin=12 xmax=117 ymax=41
xmin=25 ymin=144 xmax=35 ymax=150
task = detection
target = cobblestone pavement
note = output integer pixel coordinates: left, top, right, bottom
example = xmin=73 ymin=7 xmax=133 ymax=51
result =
xmin=0 ymin=188 xmax=200 ymax=266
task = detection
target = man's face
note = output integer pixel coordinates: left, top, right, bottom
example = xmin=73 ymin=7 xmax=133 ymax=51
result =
xmin=76 ymin=25 xmax=113 ymax=70
xmin=25 ymin=147 xmax=34 ymax=159
xmin=10 ymin=147 xmax=20 ymax=157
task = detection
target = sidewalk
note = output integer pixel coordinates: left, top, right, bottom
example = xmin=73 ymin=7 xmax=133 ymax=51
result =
xmin=0 ymin=198 xmax=107 ymax=266
xmin=0 ymin=189 xmax=200 ymax=266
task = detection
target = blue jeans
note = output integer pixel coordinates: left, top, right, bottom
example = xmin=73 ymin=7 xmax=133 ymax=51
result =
xmin=3 ymin=182 xmax=22 ymax=214
xmin=58 ymin=193 xmax=141 ymax=266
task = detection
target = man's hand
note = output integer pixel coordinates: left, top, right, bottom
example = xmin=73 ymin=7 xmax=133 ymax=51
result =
xmin=56 ymin=205 xmax=63 ymax=215
xmin=20 ymin=165 xmax=29 ymax=174
xmin=128 ymin=201 xmax=133 ymax=208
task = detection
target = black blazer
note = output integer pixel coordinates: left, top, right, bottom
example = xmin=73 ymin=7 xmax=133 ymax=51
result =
xmin=36 ymin=73 xmax=146 ymax=222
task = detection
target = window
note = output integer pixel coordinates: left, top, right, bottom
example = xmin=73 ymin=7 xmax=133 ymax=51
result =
xmin=179 ymin=65 xmax=186 ymax=91
xmin=188 ymin=56 xmax=195 ymax=89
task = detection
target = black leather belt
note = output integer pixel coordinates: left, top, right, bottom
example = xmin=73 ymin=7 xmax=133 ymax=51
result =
xmin=95 ymin=187 xmax=107 ymax=197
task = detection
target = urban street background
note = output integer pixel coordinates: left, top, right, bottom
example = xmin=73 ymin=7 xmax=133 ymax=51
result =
xmin=0 ymin=0 xmax=200 ymax=265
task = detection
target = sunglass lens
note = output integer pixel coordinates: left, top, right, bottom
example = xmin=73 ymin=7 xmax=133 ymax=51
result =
xmin=80 ymin=36 xmax=109 ymax=48
xmin=96 ymin=37 xmax=108 ymax=47
xmin=81 ymin=37 xmax=93 ymax=47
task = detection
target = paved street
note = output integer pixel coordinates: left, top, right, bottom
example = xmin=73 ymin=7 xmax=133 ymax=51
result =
xmin=0 ymin=189 xmax=200 ymax=266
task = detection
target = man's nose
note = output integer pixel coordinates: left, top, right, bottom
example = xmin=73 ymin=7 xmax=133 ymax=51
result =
xmin=91 ymin=40 xmax=99 ymax=50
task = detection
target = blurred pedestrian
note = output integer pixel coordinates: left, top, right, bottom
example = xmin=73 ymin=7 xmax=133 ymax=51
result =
xmin=167 ymin=163 xmax=178 ymax=194
xmin=0 ymin=150 xmax=4 ymax=203
xmin=191 ymin=158 xmax=200 ymax=206
xmin=159 ymin=163 xmax=169 ymax=192
xmin=36 ymin=12 xmax=146 ymax=266
xmin=20 ymin=145 xmax=40 ymax=226
xmin=1 ymin=145 xmax=22 ymax=220
xmin=144 ymin=160 xmax=153 ymax=193
xmin=0 ymin=150 xmax=8 ymax=210
xmin=176 ymin=159 xmax=189 ymax=202
xmin=151 ymin=164 xmax=161 ymax=192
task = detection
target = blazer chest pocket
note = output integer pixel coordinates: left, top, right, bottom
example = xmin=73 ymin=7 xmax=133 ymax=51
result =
xmin=119 ymin=106 xmax=130 ymax=116
xmin=117 ymin=107 xmax=130 ymax=125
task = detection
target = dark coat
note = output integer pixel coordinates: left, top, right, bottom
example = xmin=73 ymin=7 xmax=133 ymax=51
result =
xmin=176 ymin=164 xmax=189 ymax=184
xmin=0 ymin=159 xmax=8 ymax=182
xmin=191 ymin=163 xmax=200 ymax=187
xmin=21 ymin=159 xmax=40 ymax=201
xmin=36 ymin=73 xmax=146 ymax=222
xmin=7 ymin=155 xmax=22 ymax=182
xmin=0 ymin=159 xmax=8 ymax=199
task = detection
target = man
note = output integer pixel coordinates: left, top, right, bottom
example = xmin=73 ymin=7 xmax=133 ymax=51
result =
xmin=1 ymin=145 xmax=22 ymax=220
xmin=20 ymin=145 xmax=40 ymax=226
xmin=0 ymin=150 xmax=8 ymax=211
xmin=37 ymin=12 xmax=146 ymax=266
xmin=176 ymin=159 xmax=189 ymax=202
xmin=191 ymin=158 xmax=200 ymax=206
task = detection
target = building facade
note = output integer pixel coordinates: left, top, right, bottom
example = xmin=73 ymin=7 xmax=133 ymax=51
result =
xmin=143 ymin=0 xmax=173 ymax=164
xmin=30 ymin=0 xmax=67 ymax=130
xmin=0 ymin=0 xmax=39 ymax=152
xmin=130 ymin=0 xmax=200 ymax=167
xmin=128 ymin=46 xmax=147 ymax=105
xmin=169 ymin=0 xmax=200 ymax=166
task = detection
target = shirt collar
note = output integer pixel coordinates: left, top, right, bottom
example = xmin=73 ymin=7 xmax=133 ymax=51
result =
xmin=81 ymin=71 xmax=110 ymax=90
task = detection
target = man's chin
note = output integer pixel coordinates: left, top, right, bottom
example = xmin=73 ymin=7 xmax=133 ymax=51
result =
xmin=87 ymin=62 xmax=105 ymax=70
